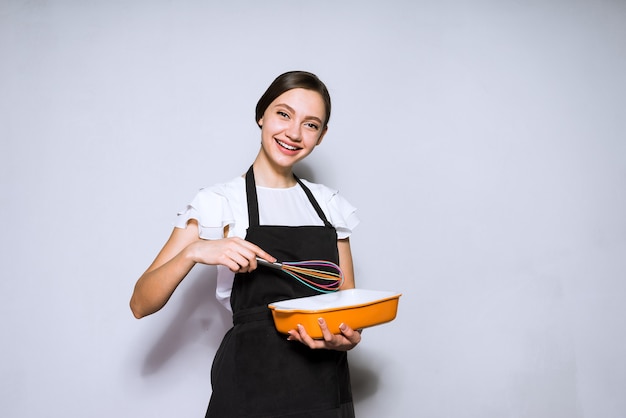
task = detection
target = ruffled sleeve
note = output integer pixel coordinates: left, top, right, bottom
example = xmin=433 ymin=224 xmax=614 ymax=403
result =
xmin=326 ymin=190 xmax=360 ymax=239
xmin=174 ymin=186 xmax=235 ymax=239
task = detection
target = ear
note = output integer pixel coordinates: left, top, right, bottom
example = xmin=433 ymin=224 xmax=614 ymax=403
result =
xmin=316 ymin=125 xmax=328 ymax=146
xmin=257 ymin=117 xmax=263 ymax=128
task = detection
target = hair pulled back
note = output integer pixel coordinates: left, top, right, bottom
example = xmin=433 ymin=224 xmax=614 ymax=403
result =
xmin=255 ymin=71 xmax=331 ymax=129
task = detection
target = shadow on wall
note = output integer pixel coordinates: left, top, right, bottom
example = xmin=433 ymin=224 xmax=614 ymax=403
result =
xmin=140 ymin=265 xmax=231 ymax=376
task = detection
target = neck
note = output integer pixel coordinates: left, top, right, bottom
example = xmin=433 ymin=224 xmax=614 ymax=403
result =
xmin=251 ymin=155 xmax=297 ymax=188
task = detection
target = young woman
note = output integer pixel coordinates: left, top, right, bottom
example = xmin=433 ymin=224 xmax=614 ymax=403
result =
xmin=130 ymin=71 xmax=361 ymax=417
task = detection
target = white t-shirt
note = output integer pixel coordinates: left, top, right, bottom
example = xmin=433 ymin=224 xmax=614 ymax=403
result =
xmin=174 ymin=176 xmax=359 ymax=310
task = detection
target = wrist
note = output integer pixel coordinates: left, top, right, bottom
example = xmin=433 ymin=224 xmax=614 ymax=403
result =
xmin=183 ymin=241 xmax=202 ymax=264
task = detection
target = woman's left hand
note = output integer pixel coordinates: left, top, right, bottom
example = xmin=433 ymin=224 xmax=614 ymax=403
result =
xmin=287 ymin=318 xmax=361 ymax=351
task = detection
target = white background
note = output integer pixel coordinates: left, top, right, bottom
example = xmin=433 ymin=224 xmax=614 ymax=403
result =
xmin=1 ymin=1 xmax=625 ymax=417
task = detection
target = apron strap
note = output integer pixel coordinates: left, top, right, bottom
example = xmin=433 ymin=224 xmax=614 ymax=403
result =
xmin=294 ymin=175 xmax=333 ymax=228
xmin=245 ymin=165 xmax=333 ymax=228
xmin=245 ymin=166 xmax=260 ymax=227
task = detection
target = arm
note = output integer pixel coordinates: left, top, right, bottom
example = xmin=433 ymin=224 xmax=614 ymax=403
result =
xmin=287 ymin=237 xmax=362 ymax=351
xmin=337 ymin=237 xmax=355 ymax=290
xmin=130 ymin=219 xmax=275 ymax=319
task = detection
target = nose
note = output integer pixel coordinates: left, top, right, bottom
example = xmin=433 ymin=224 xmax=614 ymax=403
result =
xmin=285 ymin=121 xmax=302 ymax=142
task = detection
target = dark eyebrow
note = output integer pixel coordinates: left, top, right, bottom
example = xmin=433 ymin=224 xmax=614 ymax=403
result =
xmin=275 ymin=103 xmax=324 ymax=125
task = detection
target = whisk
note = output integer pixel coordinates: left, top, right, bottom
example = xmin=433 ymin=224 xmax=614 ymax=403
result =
xmin=256 ymin=257 xmax=344 ymax=293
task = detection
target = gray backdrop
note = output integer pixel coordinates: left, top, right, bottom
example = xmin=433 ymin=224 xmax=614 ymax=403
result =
xmin=1 ymin=1 xmax=625 ymax=417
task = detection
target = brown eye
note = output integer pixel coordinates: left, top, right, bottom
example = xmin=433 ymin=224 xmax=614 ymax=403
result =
xmin=305 ymin=122 xmax=319 ymax=130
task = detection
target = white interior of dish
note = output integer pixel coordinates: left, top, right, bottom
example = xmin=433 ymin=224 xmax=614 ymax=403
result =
xmin=269 ymin=289 xmax=401 ymax=311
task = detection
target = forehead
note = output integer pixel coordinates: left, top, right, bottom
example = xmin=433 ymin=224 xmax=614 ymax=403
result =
xmin=270 ymin=88 xmax=326 ymax=119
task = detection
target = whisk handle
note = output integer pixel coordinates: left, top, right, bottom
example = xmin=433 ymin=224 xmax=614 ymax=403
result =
xmin=256 ymin=257 xmax=283 ymax=270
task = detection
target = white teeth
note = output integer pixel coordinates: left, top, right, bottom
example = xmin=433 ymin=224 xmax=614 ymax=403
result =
xmin=277 ymin=140 xmax=299 ymax=151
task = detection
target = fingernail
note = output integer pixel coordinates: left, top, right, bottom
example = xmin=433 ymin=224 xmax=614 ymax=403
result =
xmin=318 ymin=318 xmax=324 ymax=325
xmin=339 ymin=323 xmax=346 ymax=331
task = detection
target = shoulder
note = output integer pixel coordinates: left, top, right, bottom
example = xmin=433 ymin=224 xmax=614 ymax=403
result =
xmin=199 ymin=176 xmax=245 ymax=199
xmin=174 ymin=176 xmax=246 ymax=238
xmin=187 ymin=176 xmax=245 ymax=210
xmin=299 ymin=179 xmax=339 ymax=202
xmin=299 ymin=178 xmax=360 ymax=237
xmin=299 ymin=179 xmax=357 ymax=211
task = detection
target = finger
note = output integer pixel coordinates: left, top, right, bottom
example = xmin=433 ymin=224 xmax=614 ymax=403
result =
xmin=235 ymin=243 xmax=276 ymax=271
xmin=296 ymin=324 xmax=320 ymax=349
xmin=219 ymin=254 xmax=244 ymax=273
xmin=229 ymin=244 xmax=265 ymax=272
xmin=225 ymin=251 xmax=252 ymax=273
xmin=317 ymin=318 xmax=335 ymax=343
xmin=240 ymin=241 xmax=276 ymax=263
xmin=286 ymin=329 xmax=301 ymax=342
xmin=339 ymin=323 xmax=362 ymax=345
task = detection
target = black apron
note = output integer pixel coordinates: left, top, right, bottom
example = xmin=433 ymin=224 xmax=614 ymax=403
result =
xmin=206 ymin=166 xmax=354 ymax=418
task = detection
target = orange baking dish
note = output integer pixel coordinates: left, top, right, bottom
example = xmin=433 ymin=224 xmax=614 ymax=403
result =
xmin=268 ymin=289 xmax=401 ymax=339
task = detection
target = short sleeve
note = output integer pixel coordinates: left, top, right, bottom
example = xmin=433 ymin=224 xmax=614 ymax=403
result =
xmin=300 ymin=180 xmax=360 ymax=239
xmin=326 ymin=190 xmax=360 ymax=239
xmin=174 ymin=186 xmax=235 ymax=239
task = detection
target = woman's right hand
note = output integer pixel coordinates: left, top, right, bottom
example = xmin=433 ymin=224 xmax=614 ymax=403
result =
xmin=187 ymin=236 xmax=275 ymax=273
xmin=130 ymin=219 xmax=274 ymax=318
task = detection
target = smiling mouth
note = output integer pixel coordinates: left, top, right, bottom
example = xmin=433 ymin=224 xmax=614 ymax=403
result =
xmin=276 ymin=139 xmax=301 ymax=151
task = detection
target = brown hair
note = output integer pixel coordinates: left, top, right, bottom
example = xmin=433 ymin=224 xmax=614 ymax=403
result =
xmin=255 ymin=71 xmax=331 ymax=129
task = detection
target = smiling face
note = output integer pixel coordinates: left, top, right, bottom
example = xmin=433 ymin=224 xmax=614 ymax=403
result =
xmin=257 ymin=88 xmax=328 ymax=172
